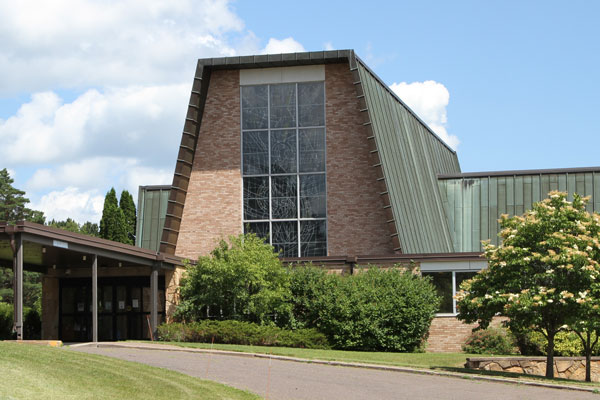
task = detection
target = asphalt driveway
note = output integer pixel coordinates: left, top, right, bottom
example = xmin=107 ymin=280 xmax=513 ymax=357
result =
xmin=71 ymin=345 xmax=600 ymax=400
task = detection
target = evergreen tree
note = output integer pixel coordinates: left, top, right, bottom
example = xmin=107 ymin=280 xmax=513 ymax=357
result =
xmin=48 ymin=218 xmax=80 ymax=233
xmin=119 ymin=190 xmax=136 ymax=245
xmin=80 ymin=221 xmax=99 ymax=237
xmin=99 ymin=188 xmax=128 ymax=243
xmin=0 ymin=168 xmax=45 ymax=224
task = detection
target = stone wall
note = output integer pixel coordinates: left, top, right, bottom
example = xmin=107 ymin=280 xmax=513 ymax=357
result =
xmin=466 ymin=357 xmax=600 ymax=382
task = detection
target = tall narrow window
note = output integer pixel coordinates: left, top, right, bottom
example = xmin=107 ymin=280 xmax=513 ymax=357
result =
xmin=241 ymin=82 xmax=326 ymax=257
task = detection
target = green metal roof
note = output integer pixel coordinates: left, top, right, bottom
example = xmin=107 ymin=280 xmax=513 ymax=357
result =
xmin=438 ymin=168 xmax=600 ymax=252
xmin=354 ymin=57 xmax=460 ymax=253
xmin=136 ymin=185 xmax=170 ymax=252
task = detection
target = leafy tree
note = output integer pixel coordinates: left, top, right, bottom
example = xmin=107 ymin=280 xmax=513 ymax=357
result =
xmin=48 ymin=218 xmax=99 ymax=237
xmin=0 ymin=269 xmax=41 ymax=309
xmin=80 ymin=221 xmax=99 ymax=237
xmin=176 ymin=233 xmax=291 ymax=325
xmin=99 ymin=188 xmax=128 ymax=243
xmin=456 ymin=192 xmax=600 ymax=379
xmin=48 ymin=218 xmax=80 ymax=233
xmin=0 ymin=168 xmax=45 ymax=224
xmin=119 ymin=190 xmax=136 ymax=245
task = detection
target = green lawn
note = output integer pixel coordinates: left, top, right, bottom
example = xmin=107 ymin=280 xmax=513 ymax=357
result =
xmin=152 ymin=341 xmax=472 ymax=369
xmin=0 ymin=342 xmax=259 ymax=400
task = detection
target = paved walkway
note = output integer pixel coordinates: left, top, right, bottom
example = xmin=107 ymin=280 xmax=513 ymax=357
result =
xmin=71 ymin=344 xmax=600 ymax=400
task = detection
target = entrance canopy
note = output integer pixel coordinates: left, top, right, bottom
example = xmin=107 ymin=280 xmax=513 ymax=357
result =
xmin=0 ymin=221 xmax=183 ymax=341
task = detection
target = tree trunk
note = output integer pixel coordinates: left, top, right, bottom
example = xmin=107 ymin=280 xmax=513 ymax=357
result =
xmin=546 ymin=331 xmax=555 ymax=379
xmin=586 ymin=333 xmax=592 ymax=383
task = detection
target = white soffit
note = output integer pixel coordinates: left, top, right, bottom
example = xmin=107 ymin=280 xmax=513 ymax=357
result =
xmin=240 ymin=65 xmax=325 ymax=85
xmin=420 ymin=260 xmax=487 ymax=271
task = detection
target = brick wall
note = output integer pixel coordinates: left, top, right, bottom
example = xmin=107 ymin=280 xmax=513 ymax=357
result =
xmin=174 ymin=64 xmax=394 ymax=259
xmin=426 ymin=316 xmax=506 ymax=353
xmin=176 ymin=69 xmax=243 ymax=260
xmin=324 ymin=63 xmax=394 ymax=256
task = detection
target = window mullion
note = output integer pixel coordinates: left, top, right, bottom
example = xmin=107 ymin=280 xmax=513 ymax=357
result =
xmin=296 ymin=83 xmax=301 ymax=257
xmin=267 ymin=84 xmax=272 ymax=245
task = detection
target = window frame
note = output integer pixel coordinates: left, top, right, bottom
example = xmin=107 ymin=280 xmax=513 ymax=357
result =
xmin=422 ymin=269 xmax=479 ymax=316
xmin=240 ymin=81 xmax=328 ymax=257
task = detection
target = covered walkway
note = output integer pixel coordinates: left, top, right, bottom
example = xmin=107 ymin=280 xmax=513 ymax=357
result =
xmin=0 ymin=221 xmax=183 ymax=341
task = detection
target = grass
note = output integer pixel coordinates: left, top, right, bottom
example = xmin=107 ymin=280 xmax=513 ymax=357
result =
xmin=142 ymin=341 xmax=600 ymax=389
xmin=0 ymin=342 xmax=260 ymax=400
xmin=143 ymin=341 xmax=473 ymax=369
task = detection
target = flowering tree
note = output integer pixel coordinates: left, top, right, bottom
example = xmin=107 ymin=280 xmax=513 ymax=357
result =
xmin=456 ymin=192 xmax=600 ymax=379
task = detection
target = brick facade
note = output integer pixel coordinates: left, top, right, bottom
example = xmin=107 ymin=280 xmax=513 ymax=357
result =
xmin=175 ymin=69 xmax=243 ymax=260
xmin=324 ymin=64 xmax=395 ymax=256
xmin=426 ymin=316 xmax=505 ymax=353
xmin=174 ymin=64 xmax=395 ymax=260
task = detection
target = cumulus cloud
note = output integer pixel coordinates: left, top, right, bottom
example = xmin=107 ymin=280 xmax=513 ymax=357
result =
xmin=0 ymin=85 xmax=188 ymax=165
xmin=0 ymin=0 xmax=244 ymax=93
xmin=261 ymin=37 xmax=306 ymax=54
xmin=0 ymin=0 xmax=311 ymax=223
xmin=31 ymin=187 xmax=105 ymax=223
xmin=390 ymin=80 xmax=460 ymax=150
xmin=323 ymin=42 xmax=335 ymax=51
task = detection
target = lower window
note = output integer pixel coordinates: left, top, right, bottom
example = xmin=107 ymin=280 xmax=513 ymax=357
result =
xmin=421 ymin=271 xmax=477 ymax=314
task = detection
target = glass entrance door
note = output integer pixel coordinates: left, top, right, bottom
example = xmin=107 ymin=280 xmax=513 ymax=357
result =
xmin=59 ymin=277 xmax=165 ymax=342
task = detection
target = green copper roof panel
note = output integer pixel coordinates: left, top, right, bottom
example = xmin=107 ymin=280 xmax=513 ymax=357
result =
xmin=136 ymin=186 xmax=170 ymax=252
xmin=439 ymin=170 xmax=600 ymax=252
xmin=356 ymin=58 xmax=460 ymax=253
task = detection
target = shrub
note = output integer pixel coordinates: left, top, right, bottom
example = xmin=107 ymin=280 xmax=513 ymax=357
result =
xmin=463 ymin=327 xmax=517 ymax=355
xmin=157 ymin=320 xmax=329 ymax=349
xmin=24 ymin=306 xmax=41 ymax=339
xmin=0 ymin=302 xmax=13 ymax=340
xmin=176 ymin=233 xmax=291 ymax=326
xmin=513 ymin=329 xmax=599 ymax=356
xmin=290 ymin=266 xmax=440 ymax=352
xmin=0 ymin=302 xmax=41 ymax=340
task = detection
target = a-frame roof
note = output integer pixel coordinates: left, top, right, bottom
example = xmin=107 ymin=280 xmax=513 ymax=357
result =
xmin=159 ymin=50 xmax=460 ymax=255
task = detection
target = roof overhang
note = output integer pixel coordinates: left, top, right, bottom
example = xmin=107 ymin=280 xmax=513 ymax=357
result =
xmin=0 ymin=221 xmax=183 ymax=273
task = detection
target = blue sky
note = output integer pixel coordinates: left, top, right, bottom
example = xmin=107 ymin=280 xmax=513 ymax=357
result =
xmin=1 ymin=0 xmax=598 ymax=223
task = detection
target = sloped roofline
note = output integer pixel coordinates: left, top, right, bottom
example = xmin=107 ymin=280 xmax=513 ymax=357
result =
xmin=194 ymin=49 xmax=455 ymax=154
xmin=159 ymin=49 xmax=458 ymax=255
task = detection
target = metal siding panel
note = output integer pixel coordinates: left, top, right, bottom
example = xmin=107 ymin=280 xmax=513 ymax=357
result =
xmin=506 ymin=176 xmax=514 ymax=216
xmin=532 ymin=175 xmax=541 ymax=203
xmin=558 ymin=174 xmax=567 ymax=192
xmin=523 ymin=175 xmax=532 ymax=211
xmin=472 ymin=180 xmax=481 ymax=252
xmin=541 ymin=175 xmax=550 ymax=198
xmin=489 ymin=177 xmax=498 ymax=246
xmin=585 ymin=173 xmax=594 ymax=212
xmin=567 ymin=174 xmax=576 ymax=201
xmin=515 ymin=176 xmax=524 ymax=215
xmin=594 ymin=173 xmax=600 ymax=212
xmin=480 ymin=178 xmax=489 ymax=247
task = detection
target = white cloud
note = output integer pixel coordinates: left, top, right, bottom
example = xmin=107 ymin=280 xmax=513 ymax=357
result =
xmin=0 ymin=0 xmax=244 ymax=93
xmin=323 ymin=41 xmax=335 ymax=51
xmin=0 ymin=84 xmax=188 ymax=165
xmin=261 ymin=37 xmax=306 ymax=54
xmin=31 ymin=187 xmax=105 ymax=223
xmin=390 ymin=80 xmax=460 ymax=150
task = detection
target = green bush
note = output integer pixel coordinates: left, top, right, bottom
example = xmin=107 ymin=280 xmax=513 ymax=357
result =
xmin=0 ymin=302 xmax=41 ymax=340
xmin=176 ymin=234 xmax=291 ymax=326
xmin=157 ymin=320 xmax=329 ymax=349
xmin=290 ymin=266 xmax=440 ymax=352
xmin=0 ymin=302 xmax=13 ymax=340
xmin=513 ymin=329 xmax=599 ymax=356
xmin=24 ymin=306 xmax=41 ymax=339
xmin=463 ymin=327 xmax=517 ymax=355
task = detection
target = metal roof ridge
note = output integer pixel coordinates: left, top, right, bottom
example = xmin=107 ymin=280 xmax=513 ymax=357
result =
xmin=438 ymin=166 xmax=600 ymax=179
